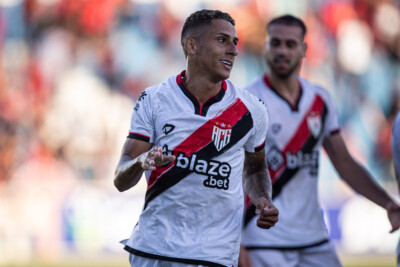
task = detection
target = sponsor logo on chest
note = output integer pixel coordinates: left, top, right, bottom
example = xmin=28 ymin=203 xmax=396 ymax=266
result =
xmin=212 ymin=122 xmax=232 ymax=151
xmin=266 ymin=145 xmax=319 ymax=177
xmin=162 ymin=145 xmax=232 ymax=190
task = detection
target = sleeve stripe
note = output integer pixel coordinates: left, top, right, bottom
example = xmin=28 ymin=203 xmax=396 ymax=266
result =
xmin=330 ymin=128 xmax=340 ymax=136
xmin=128 ymin=132 xmax=150 ymax=142
xmin=254 ymin=141 xmax=265 ymax=152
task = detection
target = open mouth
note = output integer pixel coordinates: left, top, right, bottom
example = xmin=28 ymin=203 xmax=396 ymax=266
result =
xmin=220 ymin=60 xmax=233 ymax=67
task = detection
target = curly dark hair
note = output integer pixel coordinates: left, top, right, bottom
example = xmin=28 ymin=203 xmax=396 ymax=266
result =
xmin=181 ymin=9 xmax=235 ymax=56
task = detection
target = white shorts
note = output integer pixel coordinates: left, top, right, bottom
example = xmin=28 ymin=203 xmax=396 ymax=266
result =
xmin=246 ymin=241 xmax=342 ymax=267
xmin=129 ymin=253 xmax=213 ymax=267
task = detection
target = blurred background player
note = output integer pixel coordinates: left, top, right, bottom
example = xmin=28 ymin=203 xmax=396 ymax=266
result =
xmin=114 ymin=9 xmax=278 ymax=267
xmin=241 ymin=14 xmax=400 ymax=267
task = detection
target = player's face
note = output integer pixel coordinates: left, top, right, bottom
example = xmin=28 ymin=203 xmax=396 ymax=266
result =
xmin=195 ymin=19 xmax=239 ymax=82
xmin=265 ymin=24 xmax=306 ymax=79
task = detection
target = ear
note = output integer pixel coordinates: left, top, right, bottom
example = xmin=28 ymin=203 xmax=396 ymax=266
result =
xmin=302 ymin=42 xmax=308 ymax=58
xmin=184 ymin=37 xmax=198 ymax=56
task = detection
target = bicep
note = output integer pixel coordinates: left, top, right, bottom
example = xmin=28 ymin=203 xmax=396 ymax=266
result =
xmin=323 ymin=132 xmax=352 ymax=170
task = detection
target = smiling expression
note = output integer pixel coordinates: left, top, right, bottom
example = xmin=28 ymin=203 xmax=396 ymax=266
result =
xmin=192 ymin=19 xmax=239 ymax=82
xmin=265 ymin=24 xmax=307 ymax=79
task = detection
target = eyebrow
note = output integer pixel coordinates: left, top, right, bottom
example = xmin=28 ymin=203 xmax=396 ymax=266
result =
xmin=218 ymin=32 xmax=239 ymax=43
xmin=269 ymin=37 xmax=299 ymax=43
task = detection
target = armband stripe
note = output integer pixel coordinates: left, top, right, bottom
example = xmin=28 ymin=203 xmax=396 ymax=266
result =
xmin=128 ymin=132 xmax=150 ymax=142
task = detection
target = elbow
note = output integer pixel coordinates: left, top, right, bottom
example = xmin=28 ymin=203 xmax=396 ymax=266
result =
xmin=113 ymin=166 xmax=142 ymax=192
xmin=114 ymin=168 xmax=127 ymax=192
xmin=114 ymin=177 xmax=127 ymax=192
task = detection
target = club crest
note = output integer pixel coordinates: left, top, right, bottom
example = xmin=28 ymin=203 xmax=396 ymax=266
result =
xmin=307 ymin=112 xmax=322 ymax=138
xmin=212 ymin=122 xmax=232 ymax=151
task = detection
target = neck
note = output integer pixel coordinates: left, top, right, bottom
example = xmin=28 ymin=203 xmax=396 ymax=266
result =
xmin=184 ymin=70 xmax=223 ymax=105
xmin=267 ymin=72 xmax=301 ymax=106
xmin=268 ymin=72 xmax=299 ymax=93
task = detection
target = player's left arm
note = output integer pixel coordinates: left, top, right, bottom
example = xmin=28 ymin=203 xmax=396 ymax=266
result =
xmin=323 ymin=132 xmax=400 ymax=232
xmin=243 ymin=148 xmax=279 ymax=229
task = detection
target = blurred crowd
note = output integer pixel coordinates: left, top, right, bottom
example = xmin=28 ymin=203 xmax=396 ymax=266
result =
xmin=0 ymin=0 xmax=400 ymax=264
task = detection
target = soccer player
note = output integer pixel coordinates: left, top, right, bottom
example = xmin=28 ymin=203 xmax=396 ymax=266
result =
xmin=392 ymin=110 xmax=400 ymax=267
xmin=114 ymin=9 xmax=279 ymax=267
xmin=241 ymin=14 xmax=400 ymax=267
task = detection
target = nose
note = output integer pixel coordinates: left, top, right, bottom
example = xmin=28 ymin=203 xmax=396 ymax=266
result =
xmin=275 ymin=44 xmax=289 ymax=56
xmin=227 ymin=41 xmax=238 ymax=56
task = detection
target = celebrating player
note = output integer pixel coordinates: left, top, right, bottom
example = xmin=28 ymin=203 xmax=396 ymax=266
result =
xmin=241 ymin=14 xmax=400 ymax=267
xmin=114 ymin=9 xmax=278 ymax=267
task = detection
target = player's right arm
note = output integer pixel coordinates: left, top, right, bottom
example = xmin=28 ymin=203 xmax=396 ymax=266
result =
xmin=114 ymin=138 xmax=175 ymax=192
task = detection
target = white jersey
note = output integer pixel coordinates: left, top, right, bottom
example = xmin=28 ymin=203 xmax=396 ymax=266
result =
xmin=122 ymin=71 xmax=268 ymax=267
xmin=392 ymin=111 xmax=400 ymax=183
xmin=242 ymin=75 xmax=340 ymax=249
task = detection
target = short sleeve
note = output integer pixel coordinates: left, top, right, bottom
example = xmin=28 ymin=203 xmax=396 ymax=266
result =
xmin=128 ymin=90 xmax=154 ymax=143
xmin=320 ymin=89 xmax=340 ymax=137
xmin=244 ymin=97 xmax=268 ymax=153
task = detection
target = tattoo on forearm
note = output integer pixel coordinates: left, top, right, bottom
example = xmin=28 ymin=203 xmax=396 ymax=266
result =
xmin=243 ymin=149 xmax=272 ymax=205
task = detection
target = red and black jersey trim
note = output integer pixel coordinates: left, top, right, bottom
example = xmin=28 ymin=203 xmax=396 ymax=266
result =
xmin=128 ymin=132 xmax=150 ymax=142
xmin=124 ymin=246 xmax=226 ymax=267
xmin=177 ymin=71 xmax=227 ymax=116
xmin=330 ymin=128 xmax=340 ymax=135
xmin=244 ymin=94 xmax=328 ymax=228
xmin=255 ymin=141 xmax=265 ymax=152
xmin=143 ymin=98 xmax=254 ymax=210
xmin=263 ymin=75 xmax=303 ymax=112
xmin=270 ymin=97 xmax=327 ymax=199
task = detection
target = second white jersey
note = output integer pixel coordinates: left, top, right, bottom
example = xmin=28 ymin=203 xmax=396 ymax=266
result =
xmin=242 ymin=75 xmax=340 ymax=248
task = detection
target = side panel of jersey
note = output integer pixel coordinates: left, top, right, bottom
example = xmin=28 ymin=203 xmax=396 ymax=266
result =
xmin=242 ymin=76 xmax=340 ymax=248
xmin=124 ymin=75 xmax=268 ymax=266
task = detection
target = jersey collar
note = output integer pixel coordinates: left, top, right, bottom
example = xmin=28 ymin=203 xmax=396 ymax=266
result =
xmin=263 ymin=74 xmax=302 ymax=112
xmin=176 ymin=70 xmax=227 ymax=116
